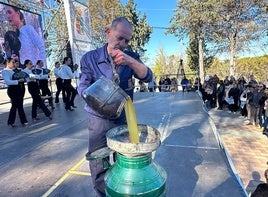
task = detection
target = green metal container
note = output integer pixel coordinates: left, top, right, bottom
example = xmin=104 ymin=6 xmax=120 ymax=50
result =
xmin=104 ymin=153 xmax=166 ymax=197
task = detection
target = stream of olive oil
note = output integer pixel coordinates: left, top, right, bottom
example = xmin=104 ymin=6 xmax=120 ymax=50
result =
xmin=124 ymin=98 xmax=140 ymax=143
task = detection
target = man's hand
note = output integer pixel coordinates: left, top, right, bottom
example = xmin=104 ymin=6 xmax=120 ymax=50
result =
xmin=109 ymin=49 xmax=130 ymax=66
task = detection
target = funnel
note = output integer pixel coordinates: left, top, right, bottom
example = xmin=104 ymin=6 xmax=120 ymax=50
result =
xmin=106 ymin=124 xmax=161 ymax=157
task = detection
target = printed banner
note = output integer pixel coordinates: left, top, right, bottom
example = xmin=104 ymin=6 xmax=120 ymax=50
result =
xmin=63 ymin=0 xmax=91 ymax=66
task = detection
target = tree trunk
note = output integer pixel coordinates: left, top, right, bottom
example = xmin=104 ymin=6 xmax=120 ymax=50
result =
xmin=198 ymin=37 xmax=205 ymax=84
xmin=229 ymin=32 xmax=237 ymax=76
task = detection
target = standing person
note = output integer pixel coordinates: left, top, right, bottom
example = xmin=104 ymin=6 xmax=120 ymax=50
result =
xmin=73 ymin=63 xmax=80 ymax=91
xmin=138 ymin=80 xmax=147 ymax=92
xmin=256 ymin=83 xmax=265 ymax=128
xmin=78 ymin=17 xmax=153 ymax=197
xmin=158 ymin=76 xmax=165 ymax=92
xmin=53 ymin=61 xmax=66 ymax=103
xmin=164 ymin=75 xmax=171 ymax=90
xmin=248 ymin=74 xmax=258 ymax=88
xmin=2 ymin=57 xmax=28 ymax=127
xmin=246 ymin=85 xmax=260 ymax=126
xmin=148 ymin=76 xmax=155 ymax=92
xmin=4 ymin=5 xmax=46 ymax=67
xmin=181 ymin=75 xmax=189 ymax=93
xmin=240 ymin=85 xmax=249 ymax=118
xmin=170 ymin=77 xmax=178 ymax=93
xmin=194 ymin=77 xmax=201 ymax=91
xmin=24 ymin=59 xmax=52 ymax=120
xmin=60 ymin=57 xmax=77 ymax=111
xmin=262 ymin=88 xmax=268 ymax=136
xmin=228 ymin=82 xmax=240 ymax=113
xmin=36 ymin=60 xmax=53 ymax=108
xmin=217 ymin=80 xmax=225 ymax=110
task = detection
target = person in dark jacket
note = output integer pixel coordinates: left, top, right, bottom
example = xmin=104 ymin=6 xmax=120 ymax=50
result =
xmin=228 ymin=83 xmax=240 ymax=113
xmin=217 ymin=80 xmax=225 ymax=110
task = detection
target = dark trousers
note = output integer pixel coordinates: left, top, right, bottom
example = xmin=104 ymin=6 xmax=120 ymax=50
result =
xmin=63 ymin=79 xmax=76 ymax=109
xmin=263 ymin=115 xmax=268 ymax=130
xmin=28 ymin=82 xmax=51 ymax=118
xmin=55 ymin=77 xmax=66 ymax=103
xmin=38 ymin=79 xmax=52 ymax=104
xmin=229 ymin=98 xmax=239 ymax=112
xmin=7 ymin=83 xmax=27 ymax=125
xmin=87 ymin=115 xmax=117 ymax=197
xmin=241 ymin=104 xmax=248 ymax=117
xmin=217 ymin=94 xmax=224 ymax=109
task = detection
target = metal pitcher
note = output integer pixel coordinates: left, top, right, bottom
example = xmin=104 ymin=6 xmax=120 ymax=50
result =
xmin=82 ymin=76 xmax=130 ymax=119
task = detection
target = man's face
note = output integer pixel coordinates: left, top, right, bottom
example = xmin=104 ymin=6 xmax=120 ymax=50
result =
xmin=106 ymin=22 xmax=132 ymax=52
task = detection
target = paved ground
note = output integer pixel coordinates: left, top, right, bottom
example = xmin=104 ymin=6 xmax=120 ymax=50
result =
xmin=207 ymin=104 xmax=268 ymax=195
xmin=0 ymin=88 xmax=267 ymax=196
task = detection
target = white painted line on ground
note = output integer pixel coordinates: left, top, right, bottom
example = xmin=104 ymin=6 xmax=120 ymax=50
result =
xmin=163 ymin=143 xmax=219 ymax=150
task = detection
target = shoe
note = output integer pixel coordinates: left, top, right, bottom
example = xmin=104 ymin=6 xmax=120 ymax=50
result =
xmin=244 ymin=120 xmax=250 ymax=124
xmin=70 ymin=105 xmax=77 ymax=108
xmin=48 ymin=115 xmax=52 ymax=120
xmin=65 ymin=108 xmax=74 ymax=111
xmin=8 ymin=124 xmax=17 ymax=128
xmin=33 ymin=117 xmax=40 ymax=121
xmin=22 ymin=122 xmax=29 ymax=126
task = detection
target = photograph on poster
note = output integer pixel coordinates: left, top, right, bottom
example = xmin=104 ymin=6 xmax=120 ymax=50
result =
xmin=0 ymin=2 xmax=46 ymax=70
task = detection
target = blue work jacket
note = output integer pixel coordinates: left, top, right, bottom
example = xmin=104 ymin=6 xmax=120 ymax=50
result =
xmin=78 ymin=43 xmax=153 ymax=120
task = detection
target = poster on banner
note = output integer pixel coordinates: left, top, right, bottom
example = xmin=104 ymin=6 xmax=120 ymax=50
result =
xmin=63 ymin=0 xmax=91 ymax=68
xmin=0 ymin=2 xmax=46 ymax=70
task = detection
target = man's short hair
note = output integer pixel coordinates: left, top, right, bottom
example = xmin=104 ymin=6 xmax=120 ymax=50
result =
xmin=110 ymin=16 xmax=132 ymax=31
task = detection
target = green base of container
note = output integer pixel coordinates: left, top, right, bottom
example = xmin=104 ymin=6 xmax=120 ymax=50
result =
xmin=104 ymin=153 xmax=166 ymax=197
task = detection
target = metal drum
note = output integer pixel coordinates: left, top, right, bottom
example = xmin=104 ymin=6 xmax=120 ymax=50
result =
xmin=104 ymin=124 xmax=166 ymax=197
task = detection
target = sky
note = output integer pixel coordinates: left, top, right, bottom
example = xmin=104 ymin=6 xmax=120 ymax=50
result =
xmin=120 ymin=0 xmax=268 ymax=65
xmin=120 ymin=0 xmax=186 ymax=65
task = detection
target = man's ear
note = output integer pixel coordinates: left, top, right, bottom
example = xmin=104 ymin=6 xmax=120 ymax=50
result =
xmin=105 ymin=25 xmax=111 ymax=34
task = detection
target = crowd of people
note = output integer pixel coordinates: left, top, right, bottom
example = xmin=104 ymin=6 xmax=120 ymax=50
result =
xmin=138 ymin=75 xmax=193 ymax=93
xmin=2 ymin=56 xmax=78 ymax=127
xmin=136 ymin=72 xmax=268 ymax=138
xmin=200 ymin=74 xmax=268 ymax=137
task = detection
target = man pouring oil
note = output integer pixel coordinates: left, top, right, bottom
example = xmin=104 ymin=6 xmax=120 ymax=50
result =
xmin=78 ymin=17 xmax=153 ymax=197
